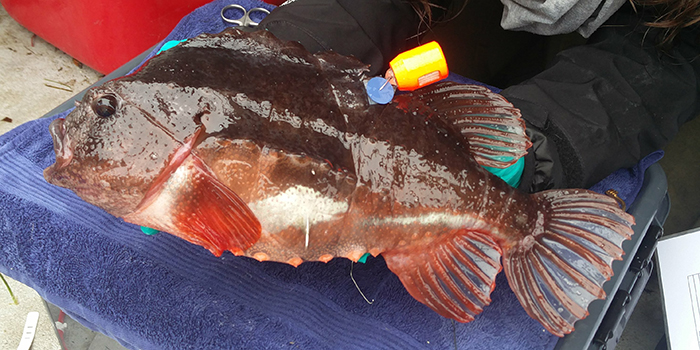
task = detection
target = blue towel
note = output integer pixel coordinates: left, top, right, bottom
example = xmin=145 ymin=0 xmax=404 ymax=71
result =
xmin=0 ymin=0 xmax=662 ymax=349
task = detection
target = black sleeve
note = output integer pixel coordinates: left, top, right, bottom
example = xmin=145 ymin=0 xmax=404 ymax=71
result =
xmin=258 ymin=1 xmax=700 ymax=192
xmin=258 ymin=0 xmax=420 ymax=75
xmin=502 ymin=6 xmax=700 ymax=192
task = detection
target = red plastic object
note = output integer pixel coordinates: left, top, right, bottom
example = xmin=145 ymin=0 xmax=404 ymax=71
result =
xmin=1 ymin=0 xmax=282 ymax=74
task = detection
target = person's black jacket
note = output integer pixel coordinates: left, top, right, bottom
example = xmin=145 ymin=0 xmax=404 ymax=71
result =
xmin=502 ymin=11 xmax=700 ymax=191
xmin=258 ymin=0 xmax=700 ymax=192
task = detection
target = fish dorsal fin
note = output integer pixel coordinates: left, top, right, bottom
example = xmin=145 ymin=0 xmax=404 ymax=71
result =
xmin=417 ymin=82 xmax=532 ymax=169
xmin=502 ymin=189 xmax=634 ymax=336
xmin=383 ymin=228 xmax=502 ymax=322
xmin=124 ymin=152 xmax=261 ymax=257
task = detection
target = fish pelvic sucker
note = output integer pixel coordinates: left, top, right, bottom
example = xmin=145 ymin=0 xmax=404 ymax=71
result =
xmin=382 ymin=187 xmax=634 ymax=337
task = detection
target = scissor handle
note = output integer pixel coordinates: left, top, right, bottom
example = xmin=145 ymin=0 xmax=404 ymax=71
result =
xmin=247 ymin=7 xmax=271 ymax=27
xmin=220 ymin=4 xmax=270 ymax=27
xmin=221 ymin=4 xmax=246 ymax=25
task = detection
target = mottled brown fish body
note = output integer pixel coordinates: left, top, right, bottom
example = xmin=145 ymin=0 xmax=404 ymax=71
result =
xmin=44 ymin=29 xmax=635 ymax=337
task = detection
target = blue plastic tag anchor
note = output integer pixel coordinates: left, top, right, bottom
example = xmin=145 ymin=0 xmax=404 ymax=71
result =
xmin=365 ymin=77 xmax=395 ymax=105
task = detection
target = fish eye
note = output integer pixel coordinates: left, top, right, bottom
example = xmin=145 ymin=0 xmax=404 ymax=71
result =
xmin=92 ymin=94 xmax=119 ymax=118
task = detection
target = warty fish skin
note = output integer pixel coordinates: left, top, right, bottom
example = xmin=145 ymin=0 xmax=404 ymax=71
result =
xmin=44 ymin=28 xmax=635 ymax=337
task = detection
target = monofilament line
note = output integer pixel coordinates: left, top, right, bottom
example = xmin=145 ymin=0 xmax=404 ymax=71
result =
xmin=350 ymin=262 xmax=374 ymax=305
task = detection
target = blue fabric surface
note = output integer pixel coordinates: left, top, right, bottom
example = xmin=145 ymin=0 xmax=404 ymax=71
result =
xmin=0 ymin=0 xmax=661 ymax=349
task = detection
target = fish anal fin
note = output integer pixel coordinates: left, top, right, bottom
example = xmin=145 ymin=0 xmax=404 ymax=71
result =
xmin=503 ymin=189 xmax=635 ymax=336
xmin=415 ymin=81 xmax=532 ymax=168
xmin=383 ymin=228 xmax=502 ymax=323
xmin=124 ymin=154 xmax=261 ymax=256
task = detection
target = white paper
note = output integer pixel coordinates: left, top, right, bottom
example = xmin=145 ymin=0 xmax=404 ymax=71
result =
xmin=657 ymin=227 xmax=700 ymax=350
xmin=16 ymin=311 xmax=39 ymax=350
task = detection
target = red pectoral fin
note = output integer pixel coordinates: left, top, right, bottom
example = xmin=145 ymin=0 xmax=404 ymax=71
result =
xmin=124 ymin=154 xmax=261 ymax=256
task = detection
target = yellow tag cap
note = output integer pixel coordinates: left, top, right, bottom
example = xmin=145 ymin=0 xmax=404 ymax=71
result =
xmin=389 ymin=41 xmax=448 ymax=91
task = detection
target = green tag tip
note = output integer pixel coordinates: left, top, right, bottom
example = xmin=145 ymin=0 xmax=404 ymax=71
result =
xmin=140 ymin=226 xmax=159 ymax=235
xmin=357 ymin=252 xmax=371 ymax=264
xmin=156 ymin=39 xmax=187 ymax=55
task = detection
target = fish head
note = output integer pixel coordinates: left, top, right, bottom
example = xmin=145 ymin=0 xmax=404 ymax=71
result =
xmin=43 ymin=80 xmax=181 ymax=218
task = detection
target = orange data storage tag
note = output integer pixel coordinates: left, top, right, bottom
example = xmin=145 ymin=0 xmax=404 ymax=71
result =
xmin=388 ymin=41 xmax=448 ymax=91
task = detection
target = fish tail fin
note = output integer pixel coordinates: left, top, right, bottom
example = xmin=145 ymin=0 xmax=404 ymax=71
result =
xmin=383 ymin=228 xmax=503 ymax=322
xmin=503 ymin=189 xmax=635 ymax=336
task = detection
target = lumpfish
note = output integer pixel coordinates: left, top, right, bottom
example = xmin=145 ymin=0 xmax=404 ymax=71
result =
xmin=44 ymin=28 xmax=634 ymax=336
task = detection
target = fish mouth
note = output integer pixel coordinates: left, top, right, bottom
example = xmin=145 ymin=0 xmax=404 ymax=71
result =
xmin=48 ymin=118 xmax=73 ymax=169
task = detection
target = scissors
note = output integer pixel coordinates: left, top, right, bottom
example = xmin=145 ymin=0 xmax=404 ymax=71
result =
xmin=220 ymin=4 xmax=270 ymax=27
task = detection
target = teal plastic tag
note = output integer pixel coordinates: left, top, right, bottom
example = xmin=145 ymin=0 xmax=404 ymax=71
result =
xmin=357 ymin=253 xmax=371 ymax=264
xmin=482 ymin=156 xmax=525 ymax=188
xmin=140 ymin=226 xmax=159 ymax=235
xmin=156 ymin=39 xmax=187 ymax=55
